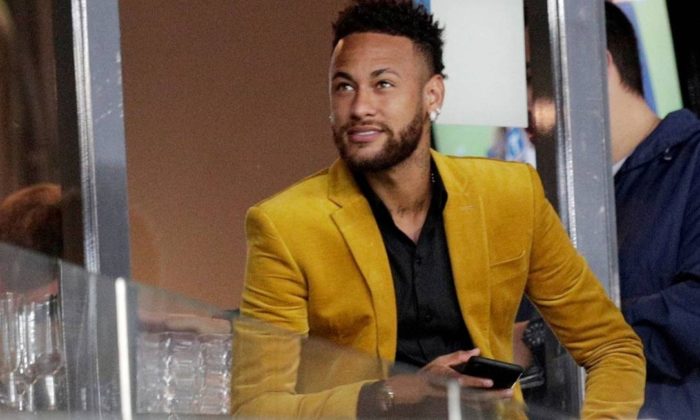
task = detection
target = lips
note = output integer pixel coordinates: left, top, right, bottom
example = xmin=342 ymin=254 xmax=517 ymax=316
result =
xmin=346 ymin=125 xmax=384 ymax=143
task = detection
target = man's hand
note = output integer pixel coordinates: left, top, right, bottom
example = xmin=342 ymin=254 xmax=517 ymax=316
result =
xmin=384 ymin=349 xmax=514 ymax=406
xmin=421 ymin=348 xmax=493 ymax=388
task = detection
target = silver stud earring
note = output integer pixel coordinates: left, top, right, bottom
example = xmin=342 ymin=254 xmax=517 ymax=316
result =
xmin=429 ymin=108 xmax=441 ymax=122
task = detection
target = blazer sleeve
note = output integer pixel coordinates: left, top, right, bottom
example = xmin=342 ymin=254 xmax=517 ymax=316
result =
xmin=231 ymin=315 xmax=367 ymax=418
xmin=240 ymin=205 xmax=309 ymax=333
xmin=523 ymin=166 xmax=646 ymax=419
xmin=234 ymin=205 xmax=371 ymax=418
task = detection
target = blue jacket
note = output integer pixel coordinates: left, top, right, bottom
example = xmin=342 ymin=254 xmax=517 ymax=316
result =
xmin=616 ymin=109 xmax=700 ymax=419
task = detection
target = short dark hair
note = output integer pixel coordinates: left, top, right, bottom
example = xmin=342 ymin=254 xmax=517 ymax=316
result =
xmin=605 ymin=1 xmax=644 ymax=96
xmin=332 ymin=0 xmax=445 ymax=77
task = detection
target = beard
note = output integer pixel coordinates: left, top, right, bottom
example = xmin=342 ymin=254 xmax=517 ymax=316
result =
xmin=332 ymin=109 xmax=426 ymax=173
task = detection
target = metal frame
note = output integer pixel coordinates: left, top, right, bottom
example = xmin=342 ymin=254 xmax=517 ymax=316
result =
xmin=550 ymin=0 xmax=619 ymax=303
xmin=529 ymin=0 xmax=618 ymax=297
xmin=53 ymin=0 xmax=133 ymax=415
xmin=70 ymin=0 xmax=131 ymax=278
xmin=55 ymin=0 xmax=131 ymax=278
xmin=528 ymin=0 xmax=620 ymax=414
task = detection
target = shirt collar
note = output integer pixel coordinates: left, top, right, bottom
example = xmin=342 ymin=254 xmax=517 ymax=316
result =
xmin=612 ymin=156 xmax=628 ymax=175
xmin=354 ymin=159 xmax=448 ymax=224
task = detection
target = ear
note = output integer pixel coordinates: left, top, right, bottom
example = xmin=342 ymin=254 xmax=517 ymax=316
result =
xmin=606 ymin=49 xmax=621 ymax=86
xmin=424 ymin=74 xmax=445 ymax=114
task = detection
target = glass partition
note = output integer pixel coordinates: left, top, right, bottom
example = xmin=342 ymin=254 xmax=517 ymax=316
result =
xmin=1 ymin=242 xmax=572 ymax=419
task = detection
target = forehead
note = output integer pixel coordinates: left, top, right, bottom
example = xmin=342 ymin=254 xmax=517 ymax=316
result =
xmin=330 ymin=32 xmax=426 ymax=78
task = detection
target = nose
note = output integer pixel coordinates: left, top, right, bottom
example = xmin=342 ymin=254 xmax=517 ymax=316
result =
xmin=350 ymin=87 xmax=376 ymax=120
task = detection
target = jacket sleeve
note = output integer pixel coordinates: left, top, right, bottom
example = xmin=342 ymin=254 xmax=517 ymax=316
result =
xmin=621 ymin=168 xmax=700 ymax=380
xmin=623 ymin=278 xmax=700 ymax=380
xmin=523 ymin=166 xmax=646 ymax=419
xmin=234 ymin=205 xmax=373 ymax=418
xmin=240 ymin=205 xmax=309 ymax=333
xmin=231 ymin=315 xmax=368 ymax=419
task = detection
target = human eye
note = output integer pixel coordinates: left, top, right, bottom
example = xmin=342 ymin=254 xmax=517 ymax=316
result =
xmin=376 ymin=80 xmax=394 ymax=89
xmin=334 ymin=82 xmax=355 ymax=93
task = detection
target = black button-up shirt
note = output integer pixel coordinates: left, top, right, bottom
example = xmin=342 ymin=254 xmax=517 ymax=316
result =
xmin=355 ymin=163 xmax=474 ymax=368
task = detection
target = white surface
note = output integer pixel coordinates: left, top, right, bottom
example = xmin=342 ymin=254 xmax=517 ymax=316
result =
xmin=115 ymin=278 xmax=133 ymax=420
xmin=430 ymin=0 xmax=527 ymax=127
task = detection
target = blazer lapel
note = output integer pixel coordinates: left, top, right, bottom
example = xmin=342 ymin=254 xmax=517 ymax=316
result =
xmin=327 ymin=160 xmax=398 ymax=361
xmin=433 ymin=152 xmax=492 ymax=353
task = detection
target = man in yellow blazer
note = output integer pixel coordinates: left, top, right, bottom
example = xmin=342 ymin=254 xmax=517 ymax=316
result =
xmin=236 ymin=1 xmax=645 ymax=418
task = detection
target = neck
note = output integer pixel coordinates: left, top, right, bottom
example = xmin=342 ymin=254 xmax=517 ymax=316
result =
xmin=610 ymin=93 xmax=661 ymax=163
xmin=365 ymin=147 xmax=432 ymax=214
xmin=365 ymin=146 xmax=432 ymax=242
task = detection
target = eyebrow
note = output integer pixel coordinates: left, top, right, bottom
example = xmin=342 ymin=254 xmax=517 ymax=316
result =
xmin=331 ymin=68 xmax=401 ymax=82
xmin=331 ymin=71 xmax=354 ymax=82
xmin=371 ymin=68 xmax=399 ymax=78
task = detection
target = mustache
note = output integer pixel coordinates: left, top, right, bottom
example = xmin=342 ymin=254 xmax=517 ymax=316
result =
xmin=337 ymin=120 xmax=392 ymax=134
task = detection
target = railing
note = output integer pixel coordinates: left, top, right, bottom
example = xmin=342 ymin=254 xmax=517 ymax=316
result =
xmin=0 ymin=242 xmax=571 ymax=419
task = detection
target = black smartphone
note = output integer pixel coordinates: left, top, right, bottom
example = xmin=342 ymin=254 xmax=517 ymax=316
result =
xmin=452 ymin=356 xmax=524 ymax=389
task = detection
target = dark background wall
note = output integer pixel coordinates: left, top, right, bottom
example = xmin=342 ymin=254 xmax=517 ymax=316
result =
xmin=120 ymin=0 xmax=348 ymax=308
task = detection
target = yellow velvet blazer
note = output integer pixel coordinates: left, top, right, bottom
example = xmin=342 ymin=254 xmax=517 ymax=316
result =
xmin=236 ymin=151 xmax=645 ymax=418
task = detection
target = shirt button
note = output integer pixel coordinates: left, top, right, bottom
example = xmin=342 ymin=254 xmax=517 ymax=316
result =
xmin=415 ymin=256 xmax=422 ymax=265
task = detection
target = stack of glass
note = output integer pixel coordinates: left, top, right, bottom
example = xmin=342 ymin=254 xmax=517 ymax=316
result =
xmin=136 ymin=329 xmax=232 ymax=415
xmin=0 ymin=292 xmax=66 ymax=412
xmin=198 ymin=333 xmax=232 ymax=414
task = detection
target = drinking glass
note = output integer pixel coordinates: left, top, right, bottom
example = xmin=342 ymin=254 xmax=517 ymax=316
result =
xmin=23 ymin=295 xmax=65 ymax=411
xmin=0 ymin=292 xmax=28 ymax=411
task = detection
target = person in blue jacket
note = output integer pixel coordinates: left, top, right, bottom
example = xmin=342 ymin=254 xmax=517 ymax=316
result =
xmin=606 ymin=3 xmax=700 ymax=418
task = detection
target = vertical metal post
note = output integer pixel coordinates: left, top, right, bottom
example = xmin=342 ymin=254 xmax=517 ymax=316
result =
xmin=55 ymin=0 xmax=131 ymax=278
xmin=53 ymin=0 xmax=133 ymax=415
xmin=69 ymin=0 xmax=131 ymax=278
xmin=550 ymin=0 xmax=619 ymax=303
xmin=528 ymin=0 xmax=620 ymax=415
